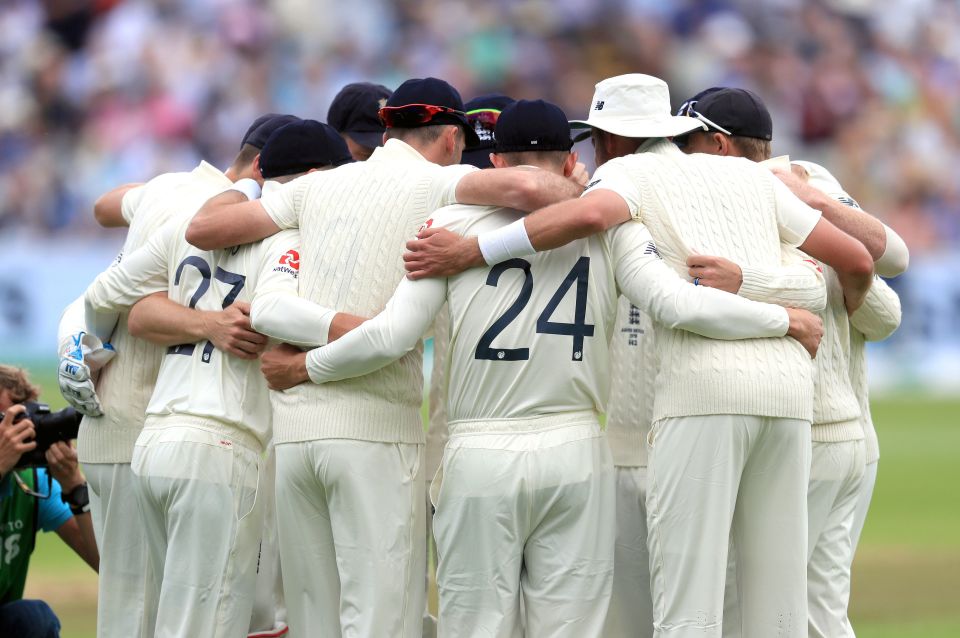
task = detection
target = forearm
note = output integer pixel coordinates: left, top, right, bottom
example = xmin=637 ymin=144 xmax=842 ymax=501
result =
xmin=94 ymin=183 xmax=140 ymax=228
xmin=306 ymin=279 xmax=444 ymax=384
xmin=849 ymin=277 xmax=902 ymax=341
xmin=621 ymin=260 xmax=788 ymax=340
xmin=738 ymin=258 xmax=827 ymax=312
xmin=811 ymin=191 xmax=887 ymax=261
xmin=457 ymin=168 xmax=582 ymax=213
xmin=186 ymin=190 xmax=279 ymax=250
xmin=250 ymin=291 xmax=336 ymax=348
xmin=128 ymin=293 xmax=210 ymax=346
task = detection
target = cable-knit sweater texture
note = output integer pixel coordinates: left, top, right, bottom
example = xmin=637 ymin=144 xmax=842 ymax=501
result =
xmin=260 ymin=140 xmax=472 ymax=445
xmin=595 ymin=141 xmax=817 ymax=423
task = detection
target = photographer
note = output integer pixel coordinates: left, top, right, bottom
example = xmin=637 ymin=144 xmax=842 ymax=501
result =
xmin=0 ymin=365 xmax=99 ymax=638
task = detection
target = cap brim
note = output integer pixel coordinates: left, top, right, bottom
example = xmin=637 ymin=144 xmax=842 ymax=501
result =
xmin=345 ymin=129 xmax=386 ymax=149
xmin=569 ymin=115 xmax=705 ymax=139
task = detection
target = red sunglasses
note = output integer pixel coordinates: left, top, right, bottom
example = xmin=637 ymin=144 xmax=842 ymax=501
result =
xmin=466 ymin=108 xmax=501 ymax=130
xmin=378 ymin=104 xmax=466 ymax=128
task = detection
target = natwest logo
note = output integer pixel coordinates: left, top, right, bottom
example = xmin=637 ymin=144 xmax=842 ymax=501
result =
xmin=279 ymin=250 xmax=300 ymax=271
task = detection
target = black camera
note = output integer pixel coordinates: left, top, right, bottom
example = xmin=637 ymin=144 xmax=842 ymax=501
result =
xmin=4 ymin=401 xmax=83 ymax=468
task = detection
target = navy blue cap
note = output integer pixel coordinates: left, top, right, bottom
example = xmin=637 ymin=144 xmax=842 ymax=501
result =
xmin=259 ymin=120 xmax=354 ymax=179
xmin=677 ymin=87 xmax=773 ymax=141
xmin=385 ymin=77 xmax=481 ymax=147
xmin=461 ymin=93 xmax=516 ymax=169
xmin=242 ymin=114 xmax=301 ymax=150
xmin=327 ymin=82 xmax=393 ymax=150
xmin=494 ymin=99 xmax=574 ymax=153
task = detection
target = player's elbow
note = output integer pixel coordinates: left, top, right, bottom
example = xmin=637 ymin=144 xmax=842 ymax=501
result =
xmin=93 ymin=196 xmax=121 ymax=228
xmin=126 ymin=306 xmax=148 ymax=339
xmin=579 ymin=206 xmax=613 ymax=236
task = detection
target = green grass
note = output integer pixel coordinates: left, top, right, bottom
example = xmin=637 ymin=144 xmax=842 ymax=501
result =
xmin=13 ymin=360 xmax=960 ymax=637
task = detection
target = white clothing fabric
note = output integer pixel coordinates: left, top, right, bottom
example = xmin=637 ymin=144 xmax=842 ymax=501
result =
xmin=275 ymin=440 xmax=426 ymax=638
xmin=70 ymin=161 xmax=233 ymax=464
xmin=844 ymin=460 xmax=878 ymax=636
xmin=602 ymin=465 xmax=653 ymax=638
xmin=84 ymin=462 xmax=148 ymax=638
xmin=806 ymin=440 xmax=866 ymax=638
xmin=586 ymin=139 xmax=822 ymax=423
xmin=647 ymin=415 xmax=811 ymax=638
xmin=84 ymin=217 xmax=307 ymax=450
xmin=431 ymin=419 xmax=614 ymax=638
xmin=258 ymin=138 xmax=475 ymax=445
xmin=306 ymin=206 xmax=790 ymax=413
xmin=248 ymin=445 xmax=288 ymax=636
xmin=133 ymin=425 xmax=264 ymax=638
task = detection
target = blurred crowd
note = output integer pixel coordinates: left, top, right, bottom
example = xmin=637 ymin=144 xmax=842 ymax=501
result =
xmin=1 ymin=0 xmax=958 ymax=254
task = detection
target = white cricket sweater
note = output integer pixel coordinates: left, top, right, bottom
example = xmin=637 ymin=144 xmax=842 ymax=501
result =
xmin=258 ymin=138 xmax=475 ymax=445
xmin=604 ymin=297 xmax=656 ymax=467
xmin=72 ymin=161 xmax=232 ymax=464
xmin=849 ymin=277 xmax=902 ymax=463
xmin=304 ymin=204 xmax=788 ymax=436
xmin=588 ymin=139 xmax=824 ymax=423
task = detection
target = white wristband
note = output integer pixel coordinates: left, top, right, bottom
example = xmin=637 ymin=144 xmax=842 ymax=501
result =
xmin=477 ymin=218 xmax=535 ymax=265
xmin=230 ymin=178 xmax=262 ymax=201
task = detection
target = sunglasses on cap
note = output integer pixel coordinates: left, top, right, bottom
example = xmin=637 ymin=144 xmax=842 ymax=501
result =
xmin=378 ymin=104 xmax=466 ymax=128
xmin=466 ymin=108 xmax=501 ymax=130
xmin=676 ymin=100 xmax=732 ymax=136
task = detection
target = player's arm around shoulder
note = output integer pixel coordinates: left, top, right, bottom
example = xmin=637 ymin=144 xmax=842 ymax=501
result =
xmin=187 ymin=179 xmax=287 ymax=250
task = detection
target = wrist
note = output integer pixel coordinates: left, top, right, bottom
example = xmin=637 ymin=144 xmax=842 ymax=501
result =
xmin=61 ymin=482 xmax=90 ymax=515
xmin=230 ymin=178 xmax=262 ymax=201
xmin=477 ymin=218 xmax=534 ymax=265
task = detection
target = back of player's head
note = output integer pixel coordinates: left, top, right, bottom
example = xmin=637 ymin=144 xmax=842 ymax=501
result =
xmin=461 ymin=93 xmax=516 ymax=169
xmin=380 ymin=78 xmax=481 ymax=149
xmin=491 ymin=99 xmax=575 ymax=170
xmin=259 ymin=120 xmax=354 ymax=181
xmin=327 ymin=82 xmax=393 ymax=153
xmin=675 ymin=87 xmax=773 ymax=161
xmin=232 ymin=114 xmax=302 ymax=172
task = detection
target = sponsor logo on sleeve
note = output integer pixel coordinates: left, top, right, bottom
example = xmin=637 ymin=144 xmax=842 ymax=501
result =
xmin=273 ymin=249 xmax=300 ymax=277
xmin=584 ymin=179 xmax=601 ymax=192
xmin=803 ymin=258 xmax=823 ymax=274
xmin=643 ymin=241 xmax=661 ymax=259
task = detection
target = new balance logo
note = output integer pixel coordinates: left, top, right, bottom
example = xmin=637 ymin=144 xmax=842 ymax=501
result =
xmin=594 ymin=100 xmax=605 ymax=110
xmin=643 ymin=241 xmax=661 ymax=259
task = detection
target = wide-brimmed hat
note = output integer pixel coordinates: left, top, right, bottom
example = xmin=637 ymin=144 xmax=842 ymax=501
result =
xmin=570 ymin=74 xmax=705 ymax=141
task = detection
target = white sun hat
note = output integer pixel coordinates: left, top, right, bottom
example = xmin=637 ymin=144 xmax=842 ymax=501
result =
xmin=570 ymin=73 xmax=706 ymax=140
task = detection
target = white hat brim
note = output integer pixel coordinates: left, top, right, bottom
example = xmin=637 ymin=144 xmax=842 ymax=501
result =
xmin=570 ymin=114 xmax=705 ymax=139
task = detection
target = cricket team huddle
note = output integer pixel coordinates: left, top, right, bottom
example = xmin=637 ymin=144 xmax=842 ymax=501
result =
xmin=56 ymin=71 xmax=905 ymax=638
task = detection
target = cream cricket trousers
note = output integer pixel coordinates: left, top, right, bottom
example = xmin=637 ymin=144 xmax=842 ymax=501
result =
xmin=431 ymin=417 xmax=615 ymax=638
xmin=132 ymin=425 xmax=263 ymax=638
xmin=248 ymin=444 xmax=288 ymax=637
xmin=602 ymin=465 xmax=653 ymax=638
xmin=647 ymin=415 xmax=811 ymax=638
xmin=843 ymin=459 xmax=877 ymax=637
xmin=807 ymin=440 xmax=866 ymax=638
xmin=85 ymin=462 xmax=148 ymax=638
xmin=275 ymin=439 xmax=426 ymax=638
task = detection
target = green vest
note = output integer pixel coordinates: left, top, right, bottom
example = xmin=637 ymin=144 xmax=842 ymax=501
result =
xmin=0 ymin=469 xmax=39 ymax=604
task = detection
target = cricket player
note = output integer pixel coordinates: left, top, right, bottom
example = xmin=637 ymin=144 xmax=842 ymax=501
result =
xmin=258 ymin=99 xmax=824 ymax=638
xmin=675 ymin=86 xmax=906 ymax=637
xmin=80 ymin=120 xmax=352 ymax=638
xmin=188 ymin=77 xmax=592 ymax=637
xmin=403 ymin=74 xmax=877 ymax=638
xmin=327 ymin=82 xmax=393 ymax=161
xmin=56 ymin=114 xmax=295 ymax=638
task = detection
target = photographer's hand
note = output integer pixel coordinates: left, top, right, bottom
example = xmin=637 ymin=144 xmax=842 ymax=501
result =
xmin=0 ymin=405 xmax=36 ymax=476
xmin=46 ymin=441 xmax=84 ymax=494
